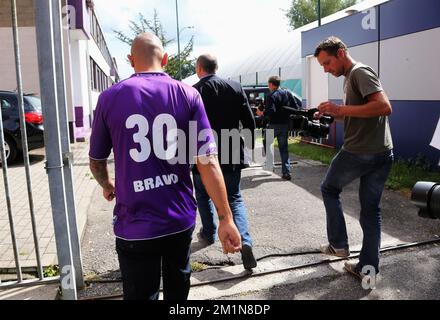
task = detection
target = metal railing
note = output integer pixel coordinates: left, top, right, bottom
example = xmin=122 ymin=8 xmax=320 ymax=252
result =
xmin=0 ymin=0 xmax=84 ymax=300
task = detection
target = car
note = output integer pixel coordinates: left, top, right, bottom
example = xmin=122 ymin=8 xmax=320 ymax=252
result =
xmin=1 ymin=90 xmax=45 ymax=163
xmin=243 ymin=86 xmax=271 ymax=128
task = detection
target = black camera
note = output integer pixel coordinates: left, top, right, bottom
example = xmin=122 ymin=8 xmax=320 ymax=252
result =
xmin=253 ymin=97 xmax=267 ymax=129
xmin=285 ymin=107 xmax=334 ymax=139
xmin=411 ymin=182 xmax=440 ymax=219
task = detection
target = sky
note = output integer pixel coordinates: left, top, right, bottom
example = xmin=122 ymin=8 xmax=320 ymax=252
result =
xmin=93 ymin=0 xmax=294 ymax=80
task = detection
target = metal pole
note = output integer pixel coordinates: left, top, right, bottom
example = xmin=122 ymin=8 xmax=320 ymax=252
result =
xmin=11 ymin=0 xmax=43 ymax=280
xmin=318 ymin=0 xmax=322 ymax=26
xmin=263 ymin=129 xmax=274 ymax=172
xmin=175 ymin=0 xmax=182 ymax=80
xmin=34 ymin=0 xmax=77 ymax=300
xmin=52 ymin=0 xmax=84 ymax=289
xmin=0 ymin=99 xmax=22 ymax=284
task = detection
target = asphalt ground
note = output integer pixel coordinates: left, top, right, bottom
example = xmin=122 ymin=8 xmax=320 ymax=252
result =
xmin=79 ymin=145 xmax=440 ymax=300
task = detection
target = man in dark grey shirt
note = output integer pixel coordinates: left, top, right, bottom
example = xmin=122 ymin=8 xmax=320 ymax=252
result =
xmin=314 ymin=37 xmax=394 ymax=283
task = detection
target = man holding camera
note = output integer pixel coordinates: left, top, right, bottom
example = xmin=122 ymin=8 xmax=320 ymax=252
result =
xmin=257 ymin=76 xmax=301 ymax=180
xmin=314 ymin=37 xmax=394 ymax=280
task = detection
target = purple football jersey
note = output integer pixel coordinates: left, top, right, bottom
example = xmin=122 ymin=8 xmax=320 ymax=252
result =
xmin=89 ymin=72 xmax=217 ymax=240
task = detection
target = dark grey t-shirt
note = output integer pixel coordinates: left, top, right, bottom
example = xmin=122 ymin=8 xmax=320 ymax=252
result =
xmin=343 ymin=63 xmax=393 ymax=154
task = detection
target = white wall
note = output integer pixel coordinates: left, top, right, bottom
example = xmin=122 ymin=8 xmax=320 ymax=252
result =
xmin=307 ymin=55 xmax=328 ymax=108
xmin=90 ymin=91 xmax=100 ymax=113
xmin=328 ymin=42 xmax=379 ymax=101
xmin=380 ymin=27 xmax=440 ymax=101
xmin=88 ymin=37 xmax=111 ymax=77
xmin=70 ymin=39 xmax=90 ymax=113
xmin=0 ymin=27 xmax=40 ymax=95
xmin=281 ymin=62 xmax=302 ymax=81
xmin=301 ymin=57 xmax=308 ymax=101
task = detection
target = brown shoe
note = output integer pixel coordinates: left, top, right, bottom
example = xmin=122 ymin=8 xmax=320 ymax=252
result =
xmin=320 ymin=244 xmax=350 ymax=258
xmin=344 ymin=261 xmax=363 ymax=280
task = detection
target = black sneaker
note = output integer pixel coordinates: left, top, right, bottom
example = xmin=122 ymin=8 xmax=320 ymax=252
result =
xmin=282 ymin=174 xmax=292 ymax=181
xmin=241 ymin=244 xmax=257 ymax=270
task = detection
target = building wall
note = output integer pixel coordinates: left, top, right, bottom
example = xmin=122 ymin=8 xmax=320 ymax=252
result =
xmin=380 ymin=27 xmax=440 ymax=101
xmin=0 ymin=27 xmax=40 ymax=95
xmin=220 ymin=31 xmax=303 ymax=97
xmin=0 ymin=0 xmax=35 ymax=28
xmin=0 ymin=0 xmax=118 ymax=142
xmin=301 ymin=0 xmax=440 ymax=165
xmin=0 ymin=0 xmax=39 ymax=95
xmin=88 ymin=36 xmax=111 ymax=77
xmin=70 ymin=39 xmax=91 ymax=140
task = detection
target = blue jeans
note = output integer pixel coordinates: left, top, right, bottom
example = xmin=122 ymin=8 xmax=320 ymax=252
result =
xmin=321 ymin=149 xmax=393 ymax=273
xmin=267 ymin=124 xmax=291 ymax=175
xmin=116 ymin=226 xmax=194 ymax=300
xmin=193 ymin=170 xmax=253 ymax=247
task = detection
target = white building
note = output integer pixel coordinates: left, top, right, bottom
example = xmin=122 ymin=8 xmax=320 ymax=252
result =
xmin=0 ymin=0 xmax=119 ymax=142
xmin=197 ymin=0 xmax=440 ymax=165
xmin=302 ymin=0 xmax=440 ymax=165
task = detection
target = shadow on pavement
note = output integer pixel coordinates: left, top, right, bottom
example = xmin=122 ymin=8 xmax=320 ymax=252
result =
xmin=3 ymin=153 xmax=45 ymax=168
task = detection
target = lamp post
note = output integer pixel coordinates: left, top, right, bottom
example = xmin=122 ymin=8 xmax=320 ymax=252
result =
xmin=177 ymin=26 xmax=194 ymax=81
xmin=175 ymin=0 xmax=194 ymax=81
xmin=317 ymin=0 xmax=321 ymax=26
xmin=175 ymin=0 xmax=182 ymax=80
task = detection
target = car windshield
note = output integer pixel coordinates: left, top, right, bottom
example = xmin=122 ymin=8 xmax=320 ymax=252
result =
xmin=24 ymin=95 xmax=42 ymax=113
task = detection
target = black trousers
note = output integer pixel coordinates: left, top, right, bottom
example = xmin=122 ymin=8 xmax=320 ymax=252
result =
xmin=116 ymin=226 xmax=194 ymax=300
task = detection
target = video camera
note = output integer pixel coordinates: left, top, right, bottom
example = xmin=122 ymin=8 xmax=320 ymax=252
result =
xmin=253 ymin=97 xmax=267 ymax=129
xmin=411 ymin=182 xmax=440 ymax=219
xmin=284 ymin=107 xmax=334 ymax=139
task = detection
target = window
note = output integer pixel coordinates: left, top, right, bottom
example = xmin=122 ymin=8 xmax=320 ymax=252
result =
xmin=1 ymin=98 xmax=12 ymax=109
xmin=89 ymin=11 xmax=113 ymax=67
xmin=90 ymin=58 xmax=110 ymax=92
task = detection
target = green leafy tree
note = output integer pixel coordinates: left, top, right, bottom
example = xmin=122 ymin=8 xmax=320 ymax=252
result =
xmin=285 ymin=0 xmax=359 ymax=29
xmin=114 ymin=10 xmax=195 ymax=80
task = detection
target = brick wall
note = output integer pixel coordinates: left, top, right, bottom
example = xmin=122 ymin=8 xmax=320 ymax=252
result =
xmin=0 ymin=0 xmax=35 ymax=28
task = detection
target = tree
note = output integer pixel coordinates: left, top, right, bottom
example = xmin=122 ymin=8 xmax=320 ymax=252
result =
xmin=285 ymin=0 xmax=359 ymax=30
xmin=114 ymin=10 xmax=195 ymax=80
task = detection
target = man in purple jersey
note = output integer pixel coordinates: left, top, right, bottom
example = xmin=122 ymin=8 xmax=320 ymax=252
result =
xmin=89 ymin=32 xmax=241 ymax=301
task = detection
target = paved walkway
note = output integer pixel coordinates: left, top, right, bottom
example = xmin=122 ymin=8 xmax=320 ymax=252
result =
xmin=2 ymin=138 xmax=440 ymax=300
xmin=78 ymin=140 xmax=440 ymax=300
xmin=0 ymin=140 xmax=95 ymax=273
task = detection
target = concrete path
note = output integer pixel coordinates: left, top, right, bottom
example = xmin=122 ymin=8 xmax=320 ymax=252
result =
xmin=0 ymin=142 xmax=95 ymax=273
xmin=2 ymin=138 xmax=440 ymax=300
xmin=78 ymin=141 xmax=440 ymax=300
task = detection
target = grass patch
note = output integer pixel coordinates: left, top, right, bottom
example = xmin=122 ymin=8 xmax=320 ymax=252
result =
xmin=286 ymin=137 xmax=336 ymax=165
xmin=43 ymin=265 xmax=60 ymax=277
xmin=386 ymin=158 xmax=440 ymax=192
xmin=285 ymin=138 xmax=440 ymax=193
xmin=84 ymin=272 xmax=100 ymax=282
xmin=191 ymin=261 xmax=208 ymax=272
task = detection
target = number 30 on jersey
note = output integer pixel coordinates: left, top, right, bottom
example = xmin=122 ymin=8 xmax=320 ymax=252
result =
xmin=125 ymin=114 xmax=178 ymax=163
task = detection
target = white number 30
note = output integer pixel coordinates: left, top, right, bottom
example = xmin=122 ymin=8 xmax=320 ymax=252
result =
xmin=125 ymin=114 xmax=178 ymax=163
